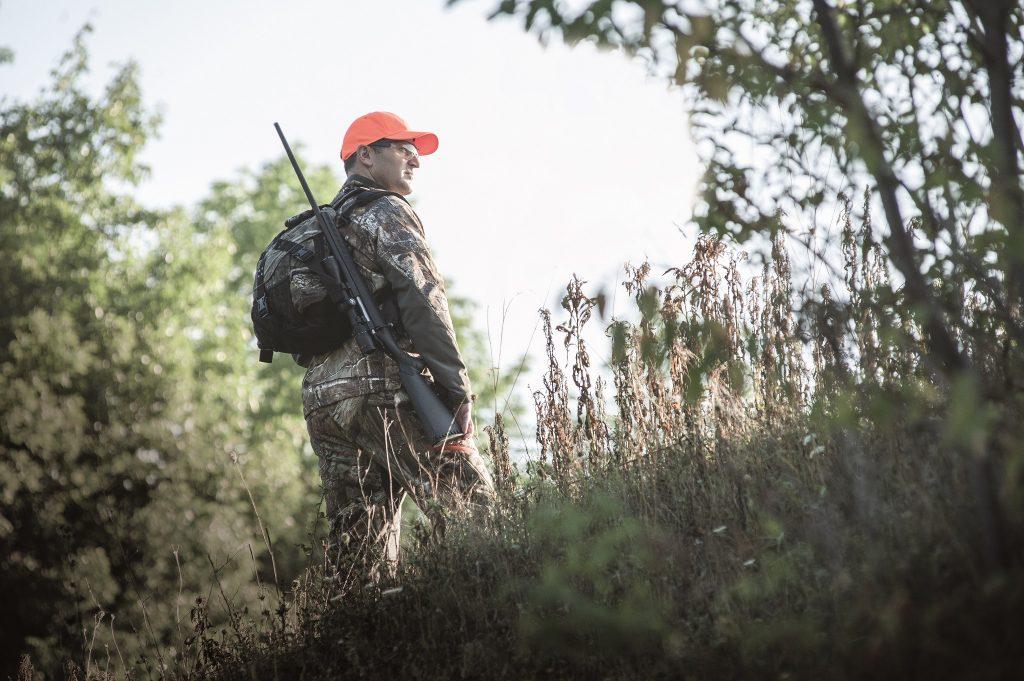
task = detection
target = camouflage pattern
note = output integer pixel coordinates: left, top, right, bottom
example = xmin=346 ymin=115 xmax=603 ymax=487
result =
xmin=258 ymin=204 xmax=341 ymax=318
xmin=307 ymin=390 xmax=494 ymax=570
xmin=292 ymin=174 xmax=472 ymax=406
xmin=294 ymin=174 xmax=492 ymax=568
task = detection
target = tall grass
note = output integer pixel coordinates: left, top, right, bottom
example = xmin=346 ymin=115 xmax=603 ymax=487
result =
xmin=32 ymin=199 xmax=1024 ymax=680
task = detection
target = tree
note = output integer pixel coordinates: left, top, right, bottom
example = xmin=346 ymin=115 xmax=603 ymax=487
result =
xmin=0 ymin=28 xmax=310 ymax=675
xmin=474 ymin=0 xmax=1022 ymax=370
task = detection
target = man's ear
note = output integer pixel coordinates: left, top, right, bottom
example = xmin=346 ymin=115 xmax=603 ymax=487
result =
xmin=357 ymin=145 xmax=374 ymax=168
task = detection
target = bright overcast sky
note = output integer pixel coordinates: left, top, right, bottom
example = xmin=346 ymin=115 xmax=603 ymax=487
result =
xmin=2 ymin=0 xmax=700 ymax=388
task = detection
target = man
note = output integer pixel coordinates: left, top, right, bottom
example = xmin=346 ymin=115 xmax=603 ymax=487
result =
xmin=293 ymin=111 xmax=494 ymax=573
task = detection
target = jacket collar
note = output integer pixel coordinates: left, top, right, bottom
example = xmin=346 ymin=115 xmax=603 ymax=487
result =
xmin=344 ymin=173 xmax=383 ymax=190
xmin=331 ymin=173 xmax=402 ymax=206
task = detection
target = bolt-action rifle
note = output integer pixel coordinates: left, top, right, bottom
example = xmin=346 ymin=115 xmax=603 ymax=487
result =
xmin=274 ymin=122 xmax=463 ymax=445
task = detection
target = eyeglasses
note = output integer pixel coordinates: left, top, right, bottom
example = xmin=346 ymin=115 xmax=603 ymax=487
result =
xmin=369 ymin=139 xmax=419 ymax=161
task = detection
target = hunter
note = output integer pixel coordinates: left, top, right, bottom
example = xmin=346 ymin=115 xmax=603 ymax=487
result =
xmin=293 ymin=111 xmax=494 ymax=573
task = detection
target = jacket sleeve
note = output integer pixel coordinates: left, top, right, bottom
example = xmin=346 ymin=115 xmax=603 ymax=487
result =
xmin=362 ymin=197 xmax=473 ymax=406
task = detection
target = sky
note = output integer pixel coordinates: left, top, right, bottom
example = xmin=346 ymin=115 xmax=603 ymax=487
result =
xmin=1 ymin=0 xmax=701 ymax=405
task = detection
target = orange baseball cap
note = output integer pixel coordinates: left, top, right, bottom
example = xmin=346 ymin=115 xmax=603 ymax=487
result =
xmin=340 ymin=111 xmax=439 ymax=161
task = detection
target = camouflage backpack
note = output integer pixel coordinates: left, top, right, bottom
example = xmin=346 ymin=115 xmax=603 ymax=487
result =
xmin=250 ymin=188 xmax=396 ymax=364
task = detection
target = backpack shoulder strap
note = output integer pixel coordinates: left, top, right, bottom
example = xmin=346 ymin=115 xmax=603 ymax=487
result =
xmin=332 ymin=187 xmax=405 ymax=218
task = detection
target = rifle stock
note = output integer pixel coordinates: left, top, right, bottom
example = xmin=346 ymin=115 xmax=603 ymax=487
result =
xmin=274 ymin=122 xmax=463 ymax=445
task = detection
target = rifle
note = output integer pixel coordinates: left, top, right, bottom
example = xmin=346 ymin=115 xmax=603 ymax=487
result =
xmin=273 ymin=122 xmax=463 ymax=445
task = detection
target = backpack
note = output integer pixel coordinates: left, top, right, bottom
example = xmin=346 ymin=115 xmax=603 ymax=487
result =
xmin=250 ymin=188 xmax=397 ymax=364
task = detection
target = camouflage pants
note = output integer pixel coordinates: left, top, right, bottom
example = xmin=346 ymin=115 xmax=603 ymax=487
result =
xmin=305 ymin=390 xmax=494 ymax=571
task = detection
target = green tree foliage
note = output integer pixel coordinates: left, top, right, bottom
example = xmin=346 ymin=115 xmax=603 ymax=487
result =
xmin=0 ymin=29 xmax=313 ymax=676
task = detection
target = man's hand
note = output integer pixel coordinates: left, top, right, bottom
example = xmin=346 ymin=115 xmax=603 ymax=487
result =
xmin=454 ymin=403 xmax=474 ymax=437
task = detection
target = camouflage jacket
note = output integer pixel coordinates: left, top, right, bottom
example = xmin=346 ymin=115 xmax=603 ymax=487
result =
xmin=295 ymin=174 xmax=473 ymax=417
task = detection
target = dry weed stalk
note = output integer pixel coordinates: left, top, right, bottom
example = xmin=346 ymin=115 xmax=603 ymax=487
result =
xmin=529 ymin=199 xmax=998 ymax=503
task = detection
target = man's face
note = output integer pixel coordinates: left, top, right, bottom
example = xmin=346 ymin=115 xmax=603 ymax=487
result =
xmin=366 ymin=140 xmax=420 ymax=195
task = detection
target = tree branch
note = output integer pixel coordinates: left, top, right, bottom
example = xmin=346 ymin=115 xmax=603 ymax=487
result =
xmin=961 ymin=0 xmax=1024 ymax=310
xmin=810 ymin=0 xmax=966 ymax=374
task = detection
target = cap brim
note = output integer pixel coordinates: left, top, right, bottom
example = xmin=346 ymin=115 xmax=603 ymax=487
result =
xmin=389 ymin=130 xmax=438 ymax=156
